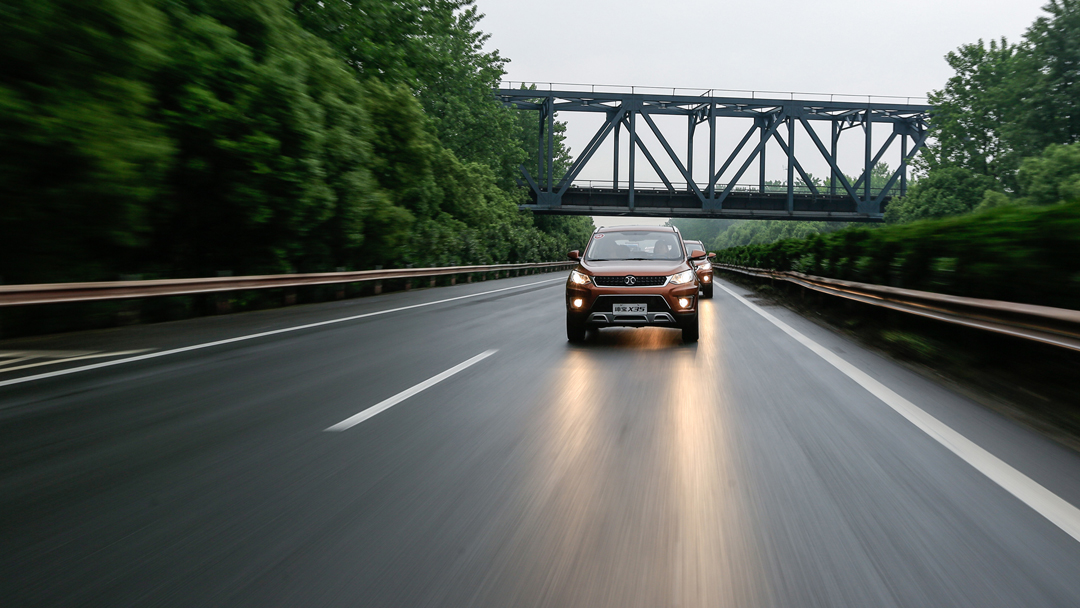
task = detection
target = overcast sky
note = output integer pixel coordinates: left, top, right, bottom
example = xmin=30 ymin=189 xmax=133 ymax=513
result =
xmin=474 ymin=0 xmax=1049 ymax=225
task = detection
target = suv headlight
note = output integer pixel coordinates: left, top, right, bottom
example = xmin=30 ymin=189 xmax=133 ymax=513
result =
xmin=569 ymin=270 xmax=592 ymax=285
xmin=668 ymin=269 xmax=695 ymax=285
xmin=700 ymin=262 xmax=712 ymax=270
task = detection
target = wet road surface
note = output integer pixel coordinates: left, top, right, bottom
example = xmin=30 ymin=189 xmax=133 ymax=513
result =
xmin=2 ymin=273 xmax=1080 ymax=607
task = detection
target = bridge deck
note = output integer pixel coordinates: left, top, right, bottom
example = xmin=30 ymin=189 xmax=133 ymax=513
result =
xmin=523 ymin=187 xmax=891 ymax=221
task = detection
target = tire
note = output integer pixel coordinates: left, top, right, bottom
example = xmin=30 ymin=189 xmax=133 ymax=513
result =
xmin=566 ymin=314 xmax=587 ymax=342
xmin=681 ymin=313 xmax=699 ymax=343
xmin=702 ymin=283 xmax=713 ymax=299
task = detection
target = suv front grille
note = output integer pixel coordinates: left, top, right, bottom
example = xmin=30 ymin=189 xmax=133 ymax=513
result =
xmin=593 ymin=275 xmax=667 ymax=287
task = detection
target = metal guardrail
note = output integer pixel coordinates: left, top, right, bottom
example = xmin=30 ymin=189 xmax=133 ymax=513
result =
xmin=715 ymin=264 xmax=1080 ymax=352
xmin=0 ymin=262 xmax=577 ymax=306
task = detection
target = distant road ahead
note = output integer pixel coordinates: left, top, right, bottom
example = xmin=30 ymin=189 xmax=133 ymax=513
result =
xmin=2 ymin=274 xmax=1079 ymax=607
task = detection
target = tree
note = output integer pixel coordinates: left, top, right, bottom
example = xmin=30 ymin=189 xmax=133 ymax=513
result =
xmin=665 ymin=219 xmax=741 ymax=245
xmin=0 ymin=0 xmax=172 ymax=283
xmin=710 ymin=221 xmax=841 ymax=250
xmin=290 ymin=0 xmax=524 ymax=184
xmin=1020 ymin=0 xmax=1080 ymax=151
xmin=919 ymin=0 xmax=1080 ymax=195
xmin=1016 ymin=142 xmax=1080 ymax=205
xmin=920 ymin=37 xmax=1027 ymax=191
xmin=884 ymin=167 xmax=996 ymax=223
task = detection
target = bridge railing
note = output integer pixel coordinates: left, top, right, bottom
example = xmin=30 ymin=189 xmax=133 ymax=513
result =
xmin=0 ymin=261 xmax=577 ymax=307
xmin=715 ymin=264 xmax=1080 ymax=352
xmin=499 ymin=80 xmax=930 ymax=106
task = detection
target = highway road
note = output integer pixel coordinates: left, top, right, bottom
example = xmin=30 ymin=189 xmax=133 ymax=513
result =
xmin=3 ymin=273 xmax=1080 ymax=607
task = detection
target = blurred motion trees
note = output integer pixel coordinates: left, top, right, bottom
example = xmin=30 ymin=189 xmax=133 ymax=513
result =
xmin=0 ymin=0 xmax=172 ymax=282
xmin=0 ymin=0 xmax=592 ymax=284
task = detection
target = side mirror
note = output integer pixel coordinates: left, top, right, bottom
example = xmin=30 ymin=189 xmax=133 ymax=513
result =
xmin=689 ymin=249 xmax=707 ymax=261
xmin=568 ymin=250 xmax=580 ymax=260
xmin=708 ymin=252 xmax=716 ymax=259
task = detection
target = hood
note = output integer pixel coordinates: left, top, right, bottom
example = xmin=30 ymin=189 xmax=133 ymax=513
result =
xmin=580 ymin=259 xmax=689 ymax=276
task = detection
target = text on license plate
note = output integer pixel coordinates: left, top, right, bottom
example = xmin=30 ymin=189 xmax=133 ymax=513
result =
xmin=612 ymin=303 xmax=647 ymax=314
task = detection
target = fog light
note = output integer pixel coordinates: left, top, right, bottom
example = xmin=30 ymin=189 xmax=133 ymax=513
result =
xmin=572 ymin=298 xmax=584 ymax=308
xmin=702 ymin=274 xmax=711 ymax=282
xmin=678 ymin=297 xmax=690 ymax=308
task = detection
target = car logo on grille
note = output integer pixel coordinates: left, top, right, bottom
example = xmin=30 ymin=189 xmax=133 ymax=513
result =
xmin=624 ymin=275 xmax=636 ymax=286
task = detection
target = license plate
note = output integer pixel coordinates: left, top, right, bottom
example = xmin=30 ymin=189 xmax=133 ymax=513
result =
xmin=612 ymin=303 xmax=647 ymax=314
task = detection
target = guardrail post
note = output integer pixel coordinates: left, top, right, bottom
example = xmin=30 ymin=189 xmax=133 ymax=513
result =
xmin=374 ymin=281 xmax=382 ymax=294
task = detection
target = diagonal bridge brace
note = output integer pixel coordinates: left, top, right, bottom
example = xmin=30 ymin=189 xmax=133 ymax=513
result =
xmin=555 ymin=107 xmax=627 ymax=197
xmin=798 ymin=116 xmax=863 ymax=208
xmin=640 ymin=111 xmax=707 ymax=203
xmin=622 ymin=115 xmax=676 ymax=193
xmin=872 ymin=128 xmax=929 ymax=206
xmin=770 ymin=129 xmax=821 ymax=196
xmin=713 ymin=112 xmax=785 ymax=208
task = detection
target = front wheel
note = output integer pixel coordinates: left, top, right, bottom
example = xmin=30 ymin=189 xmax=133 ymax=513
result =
xmin=566 ymin=314 xmax=587 ymax=342
xmin=701 ymin=283 xmax=713 ymax=299
xmin=681 ymin=313 xmax=699 ymax=343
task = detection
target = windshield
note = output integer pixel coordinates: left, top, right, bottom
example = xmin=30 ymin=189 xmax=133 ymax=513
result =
xmin=585 ymin=231 xmax=685 ymax=261
xmin=683 ymin=241 xmax=703 ymax=255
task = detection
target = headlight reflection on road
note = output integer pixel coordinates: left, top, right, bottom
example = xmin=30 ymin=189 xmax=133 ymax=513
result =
xmin=669 ymin=300 xmax=764 ymax=605
xmin=475 ymin=306 xmax=766 ymax=605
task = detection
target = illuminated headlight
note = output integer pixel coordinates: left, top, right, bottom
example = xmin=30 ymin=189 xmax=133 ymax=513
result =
xmin=678 ymin=297 xmax=691 ymax=308
xmin=569 ymin=270 xmax=592 ymax=285
xmin=668 ymin=269 xmax=695 ymax=285
xmin=700 ymin=262 xmax=712 ymax=270
xmin=702 ymin=274 xmax=711 ymax=282
xmin=572 ymin=298 xmax=584 ymax=308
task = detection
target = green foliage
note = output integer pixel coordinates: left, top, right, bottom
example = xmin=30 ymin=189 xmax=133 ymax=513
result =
xmin=906 ymin=0 xmax=1080 ymax=223
xmin=0 ymin=0 xmax=172 ymax=282
xmin=1020 ymin=0 xmax=1080 ymax=153
xmin=710 ymin=221 xmax=846 ymax=250
xmin=1016 ymin=142 xmax=1080 ymax=205
xmin=922 ymin=37 xmax=1028 ymax=188
xmin=291 ymin=0 xmax=525 ymax=185
xmin=0 ymin=0 xmax=592 ymax=286
xmin=664 ymin=219 xmax=741 ymax=245
xmin=716 ymin=202 xmax=1080 ymax=309
xmin=884 ymin=167 xmax=997 ymax=224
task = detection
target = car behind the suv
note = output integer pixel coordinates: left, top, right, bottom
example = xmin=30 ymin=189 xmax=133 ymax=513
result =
xmin=682 ymin=239 xmax=716 ymax=299
xmin=565 ymin=226 xmax=707 ymax=343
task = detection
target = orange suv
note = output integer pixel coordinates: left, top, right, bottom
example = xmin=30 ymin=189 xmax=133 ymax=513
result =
xmin=565 ymin=226 xmax=707 ymax=343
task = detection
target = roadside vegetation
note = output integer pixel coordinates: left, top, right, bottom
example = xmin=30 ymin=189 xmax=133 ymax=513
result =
xmin=715 ymin=201 xmax=1080 ymax=308
xmin=0 ymin=0 xmax=593 ymax=286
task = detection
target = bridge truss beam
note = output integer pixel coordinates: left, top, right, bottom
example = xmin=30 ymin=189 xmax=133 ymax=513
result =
xmin=497 ymin=88 xmax=931 ymax=221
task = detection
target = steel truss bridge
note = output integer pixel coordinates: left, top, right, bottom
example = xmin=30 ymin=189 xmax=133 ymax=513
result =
xmin=497 ymin=86 xmax=931 ymax=221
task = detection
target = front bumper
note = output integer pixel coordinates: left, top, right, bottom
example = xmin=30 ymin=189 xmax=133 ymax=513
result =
xmin=566 ymin=287 xmax=698 ymax=328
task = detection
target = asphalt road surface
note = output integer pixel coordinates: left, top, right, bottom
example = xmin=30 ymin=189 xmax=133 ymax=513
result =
xmin=3 ymin=273 xmax=1080 ymax=607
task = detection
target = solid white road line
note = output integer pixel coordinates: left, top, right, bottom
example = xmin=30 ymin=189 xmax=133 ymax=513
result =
xmin=0 ymin=278 xmax=561 ymax=389
xmin=717 ymin=282 xmax=1080 ymax=544
xmin=325 ymin=350 xmax=498 ymax=432
xmin=0 ymin=350 xmax=148 ymax=374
